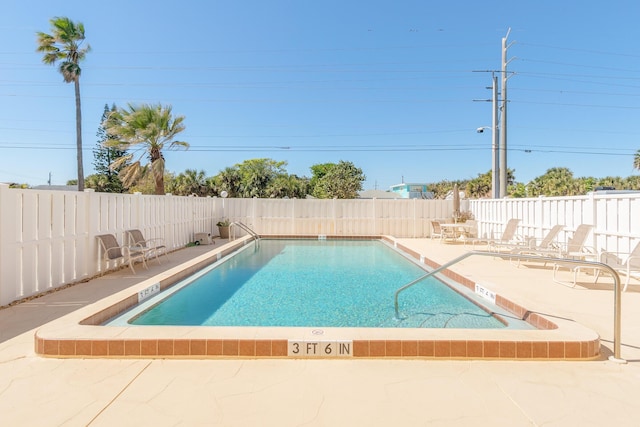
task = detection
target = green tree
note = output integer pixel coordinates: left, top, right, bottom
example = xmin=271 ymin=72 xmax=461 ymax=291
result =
xmin=311 ymin=160 xmax=365 ymax=199
xmin=91 ymin=104 xmax=127 ymax=193
xmin=527 ymin=167 xmax=575 ymax=197
xmin=308 ymin=163 xmax=333 ymax=194
xmin=173 ymin=169 xmax=207 ymax=196
xmin=634 ymin=150 xmax=640 ymax=171
xmin=465 ymin=171 xmax=492 ymax=199
xmin=510 ymin=182 xmax=528 ymax=198
xmin=236 ymin=158 xmax=287 ymax=198
xmin=37 ymin=17 xmax=91 ymax=191
xmin=596 ymin=176 xmax=624 ymax=190
xmin=625 ymin=175 xmax=640 ymax=190
xmin=427 ymin=180 xmax=453 ymax=199
xmin=266 ymin=174 xmax=309 ymax=198
xmin=214 ymin=166 xmax=242 ymax=197
xmin=104 ymin=103 xmax=188 ymax=195
xmin=9 ymin=183 xmax=30 ymax=189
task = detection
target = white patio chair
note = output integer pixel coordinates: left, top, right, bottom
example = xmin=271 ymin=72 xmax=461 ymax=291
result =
xmin=595 ymin=242 xmax=640 ymax=291
xmin=96 ymin=234 xmax=148 ymax=274
xmin=126 ymin=229 xmax=169 ymax=264
xmin=509 ymin=224 xmax=565 ymax=266
xmin=467 ymin=218 xmax=523 ymax=249
xmin=431 ymin=220 xmax=457 ymax=243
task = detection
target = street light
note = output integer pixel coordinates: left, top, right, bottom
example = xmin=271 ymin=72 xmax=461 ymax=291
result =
xmin=477 ymin=125 xmax=499 ymax=199
xmin=476 ymin=74 xmax=500 ymax=199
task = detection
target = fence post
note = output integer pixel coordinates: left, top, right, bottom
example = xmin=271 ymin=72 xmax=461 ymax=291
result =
xmin=84 ymin=188 xmax=99 ymax=276
xmin=589 ymin=191 xmax=599 ymax=251
xmin=0 ymin=184 xmax=18 ymax=306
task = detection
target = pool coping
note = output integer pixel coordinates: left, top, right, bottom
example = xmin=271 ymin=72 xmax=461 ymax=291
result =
xmin=34 ymin=235 xmax=600 ymax=360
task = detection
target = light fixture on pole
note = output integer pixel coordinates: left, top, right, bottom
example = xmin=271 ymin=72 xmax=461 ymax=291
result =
xmin=476 ymin=74 xmax=500 ymax=199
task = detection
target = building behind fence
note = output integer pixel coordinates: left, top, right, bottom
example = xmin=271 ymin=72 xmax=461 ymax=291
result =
xmin=1 ymin=183 xmax=638 ymax=306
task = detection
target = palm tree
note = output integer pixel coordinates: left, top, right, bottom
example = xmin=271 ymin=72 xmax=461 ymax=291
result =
xmin=634 ymin=149 xmax=640 ymax=171
xmin=174 ymin=169 xmax=207 ymax=196
xmin=215 ymin=167 xmax=241 ymax=197
xmin=37 ymin=17 xmax=91 ymax=191
xmin=104 ymin=103 xmax=188 ymax=195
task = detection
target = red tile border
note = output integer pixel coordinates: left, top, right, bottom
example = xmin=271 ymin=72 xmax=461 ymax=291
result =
xmin=174 ymin=340 xmax=190 ymax=356
xmin=35 ymin=336 xmax=600 ymax=360
xmin=353 ymin=340 xmax=369 ymax=357
xmin=222 ymin=340 xmax=239 ymax=356
xmin=124 ymin=340 xmax=141 ymax=356
xmin=271 ymin=340 xmax=288 ymax=357
xmin=418 ymin=340 xmax=435 ymax=357
xmin=239 ymin=340 xmax=256 ymax=356
xmin=207 ymin=339 xmax=223 ymax=356
xmin=141 ymin=340 xmax=158 ymax=356
xmin=401 ymin=340 xmax=418 ymax=357
xmin=255 ymin=340 xmax=272 ymax=356
xmin=157 ymin=339 xmax=173 ymax=355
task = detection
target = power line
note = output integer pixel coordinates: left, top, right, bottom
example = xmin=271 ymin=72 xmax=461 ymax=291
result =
xmin=518 ymin=42 xmax=640 ymax=59
xmin=0 ymin=143 xmax=636 ymax=157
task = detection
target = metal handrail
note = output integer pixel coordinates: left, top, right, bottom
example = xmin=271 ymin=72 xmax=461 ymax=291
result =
xmin=230 ymin=221 xmax=260 ymax=242
xmin=393 ymin=250 xmax=625 ymax=363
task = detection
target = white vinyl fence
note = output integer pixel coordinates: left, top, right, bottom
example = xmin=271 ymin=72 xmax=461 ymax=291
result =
xmin=470 ymin=192 xmax=640 ymax=256
xmin=1 ymin=182 xmax=639 ymax=306
xmin=0 ymin=185 xmax=454 ymax=306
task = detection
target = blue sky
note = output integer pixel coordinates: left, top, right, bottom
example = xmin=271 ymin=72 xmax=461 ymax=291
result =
xmin=1 ymin=0 xmax=639 ymax=190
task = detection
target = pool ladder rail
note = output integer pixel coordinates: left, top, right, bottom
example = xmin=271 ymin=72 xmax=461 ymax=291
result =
xmin=230 ymin=221 xmax=260 ymax=245
xmin=393 ymin=250 xmax=625 ymax=363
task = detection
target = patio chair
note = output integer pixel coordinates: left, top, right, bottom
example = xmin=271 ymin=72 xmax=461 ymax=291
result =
xmin=462 ymin=219 xmax=478 ymax=239
xmin=457 ymin=220 xmax=478 ymax=245
xmin=96 ymin=234 xmax=148 ymax=274
xmin=546 ymin=225 xmax=597 ymax=287
xmin=126 ymin=229 xmax=169 ymax=264
xmin=430 ymin=220 xmax=457 ymax=243
xmin=509 ymin=224 xmax=565 ymax=266
xmin=514 ymin=224 xmax=593 ymax=259
xmin=595 ymin=242 xmax=640 ymax=291
xmin=467 ymin=218 xmax=523 ymax=249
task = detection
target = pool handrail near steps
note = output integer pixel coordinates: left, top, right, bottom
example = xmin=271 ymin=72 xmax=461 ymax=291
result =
xmin=393 ymin=250 xmax=626 ymax=363
xmin=230 ymin=221 xmax=260 ymax=244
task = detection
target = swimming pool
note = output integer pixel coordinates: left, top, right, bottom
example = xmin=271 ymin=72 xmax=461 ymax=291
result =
xmin=108 ymin=239 xmax=513 ymax=329
xmin=34 ymin=236 xmax=601 ymax=359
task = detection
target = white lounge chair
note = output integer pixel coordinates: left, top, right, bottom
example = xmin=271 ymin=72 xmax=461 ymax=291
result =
xmin=516 ymin=224 xmax=593 ymax=259
xmin=547 ymin=225 xmax=597 ymax=287
xmin=126 ymin=229 xmax=169 ymax=264
xmin=595 ymin=242 xmax=640 ymax=291
xmin=510 ymin=224 xmax=565 ymax=265
xmin=467 ymin=218 xmax=523 ymax=249
xmin=96 ymin=234 xmax=148 ymax=274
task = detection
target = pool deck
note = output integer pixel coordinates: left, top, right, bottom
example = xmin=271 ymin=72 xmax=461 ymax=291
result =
xmin=2 ymin=237 xmax=640 ymax=426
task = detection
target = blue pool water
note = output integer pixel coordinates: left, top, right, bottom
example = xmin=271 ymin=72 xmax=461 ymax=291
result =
xmin=110 ymin=239 xmax=508 ymax=329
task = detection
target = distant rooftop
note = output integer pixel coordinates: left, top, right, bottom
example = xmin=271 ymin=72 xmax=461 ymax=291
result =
xmin=358 ymin=189 xmax=402 ymax=199
xmin=31 ymin=185 xmax=79 ymax=191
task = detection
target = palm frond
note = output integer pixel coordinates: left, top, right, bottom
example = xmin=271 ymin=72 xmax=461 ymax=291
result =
xmin=118 ymin=162 xmax=145 ymax=188
xmin=109 ymin=154 xmax=133 ymax=171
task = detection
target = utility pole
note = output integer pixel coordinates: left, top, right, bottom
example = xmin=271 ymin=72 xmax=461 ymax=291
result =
xmin=491 ymin=74 xmax=500 ymax=199
xmin=499 ymin=28 xmax=513 ymax=198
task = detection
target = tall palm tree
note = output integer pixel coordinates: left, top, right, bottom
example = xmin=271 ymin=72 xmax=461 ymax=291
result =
xmin=104 ymin=103 xmax=188 ymax=195
xmin=634 ymin=149 xmax=640 ymax=171
xmin=37 ymin=17 xmax=91 ymax=191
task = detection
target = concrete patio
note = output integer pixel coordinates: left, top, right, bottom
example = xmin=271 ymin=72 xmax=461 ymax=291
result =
xmin=1 ymin=238 xmax=640 ymax=426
